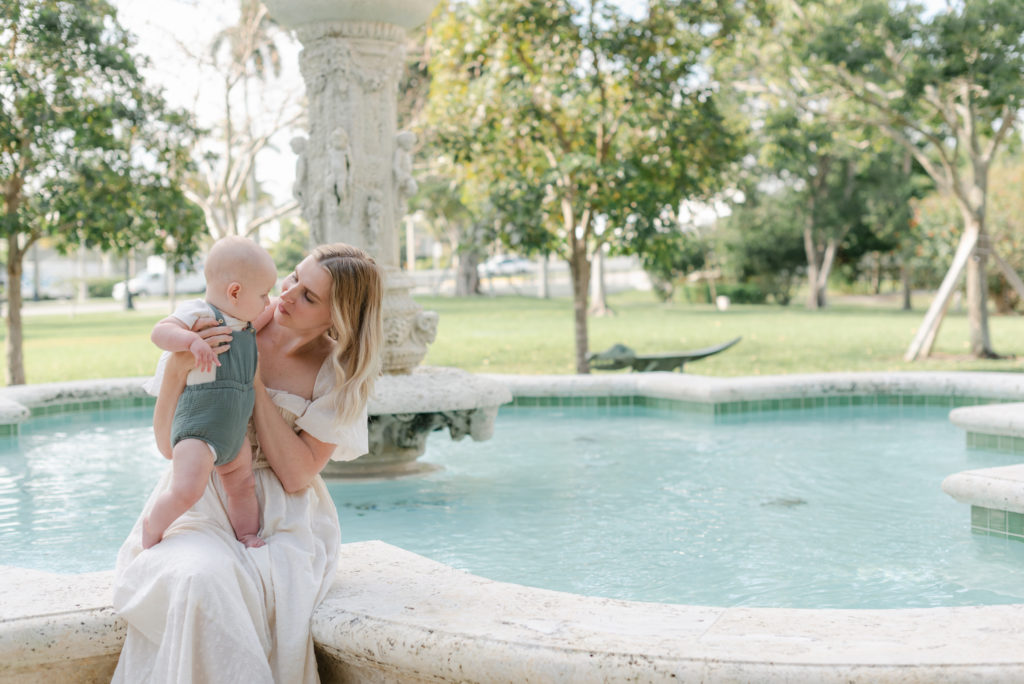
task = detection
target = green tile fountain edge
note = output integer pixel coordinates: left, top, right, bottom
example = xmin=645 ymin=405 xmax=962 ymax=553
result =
xmin=971 ymin=505 xmax=1024 ymax=541
xmin=510 ymin=393 xmax=1011 ymax=414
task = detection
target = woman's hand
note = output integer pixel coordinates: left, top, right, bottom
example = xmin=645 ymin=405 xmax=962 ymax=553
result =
xmin=193 ymin=317 xmax=233 ymax=356
xmin=165 ymin=318 xmax=232 ymax=374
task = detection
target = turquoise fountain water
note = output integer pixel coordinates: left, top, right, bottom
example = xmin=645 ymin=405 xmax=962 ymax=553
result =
xmin=2 ymin=400 xmax=1022 ymax=609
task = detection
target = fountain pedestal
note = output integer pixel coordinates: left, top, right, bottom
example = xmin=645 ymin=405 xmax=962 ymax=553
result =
xmin=324 ymin=367 xmax=510 ymax=478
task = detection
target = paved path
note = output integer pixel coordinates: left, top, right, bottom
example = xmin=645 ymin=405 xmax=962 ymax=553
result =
xmin=15 ymin=297 xmax=173 ymax=317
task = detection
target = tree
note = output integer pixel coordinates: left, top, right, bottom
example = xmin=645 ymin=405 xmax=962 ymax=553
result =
xmin=716 ymin=7 xmax=930 ymax=311
xmin=426 ymin=0 xmax=757 ymax=372
xmin=182 ymin=0 xmax=299 ymax=240
xmin=636 ymin=228 xmax=710 ymax=303
xmin=788 ymin=0 xmax=1023 ymax=359
xmin=718 ymin=189 xmax=807 ymax=305
xmin=399 ymin=28 xmax=494 ymax=297
xmin=414 ymin=173 xmax=496 ymax=296
xmin=1 ymin=0 xmax=205 ymax=385
xmin=914 ymin=151 xmax=1024 ymax=313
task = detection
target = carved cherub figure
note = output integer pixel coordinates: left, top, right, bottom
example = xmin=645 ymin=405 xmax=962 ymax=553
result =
xmin=290 ymin=136 xmax=309 ymax=209
xmin=365 ymin=190 xmax=383 ymax=256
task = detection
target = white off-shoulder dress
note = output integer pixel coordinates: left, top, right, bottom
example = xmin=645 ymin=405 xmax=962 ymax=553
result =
xmin=112 ymin=360 xmax=367 ymax=684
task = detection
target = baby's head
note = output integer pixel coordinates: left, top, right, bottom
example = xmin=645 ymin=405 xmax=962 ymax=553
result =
xmin=204 ymin=236 xmax=277 ymax=323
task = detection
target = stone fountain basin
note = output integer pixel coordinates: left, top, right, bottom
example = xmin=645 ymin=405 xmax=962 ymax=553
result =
xmin=262 ymin=0 xmax=439 ymax=29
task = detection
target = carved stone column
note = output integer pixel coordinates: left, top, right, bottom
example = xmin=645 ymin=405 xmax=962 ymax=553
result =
xmin=281 ymin=13 xmax=437 ymax=373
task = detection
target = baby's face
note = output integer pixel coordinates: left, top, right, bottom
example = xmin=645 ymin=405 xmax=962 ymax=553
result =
xmin=234 ymin=266 xmax=277 ymax=322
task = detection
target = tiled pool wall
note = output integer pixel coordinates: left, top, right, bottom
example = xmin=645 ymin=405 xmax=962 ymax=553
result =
xmin=507 ymin=392 xmax=1018 ymax=415
xmin=966 ymin=431 xmax=1024 ymax=455
xmin=0 ymin=396 xmax=155 ymax=437
xmin=970 ymin=506 xmax=1024 ymax=541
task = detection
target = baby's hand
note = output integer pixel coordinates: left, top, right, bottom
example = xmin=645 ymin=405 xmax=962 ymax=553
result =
xmin=188 ymin=335 xmax=220 ymax=373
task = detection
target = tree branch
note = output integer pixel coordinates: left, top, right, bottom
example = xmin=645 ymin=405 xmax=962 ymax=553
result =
xmin=243 ymin=199 xmax=298 ymax=237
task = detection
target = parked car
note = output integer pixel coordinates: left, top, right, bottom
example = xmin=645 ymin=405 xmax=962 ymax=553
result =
xmin=22 ymin=275 xmax=75 ymax=300
xmin=113 ymin=267 xmax=206 ymax=301
xmin=478 ymin=255 xmax=535 ymax=277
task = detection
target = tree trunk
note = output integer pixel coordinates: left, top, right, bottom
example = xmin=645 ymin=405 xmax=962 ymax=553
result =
xmin=6 ymin=234 xmax=25 ymax=386
xmin=569 ymin=246 xmax=591 ymax=374
xmin=803 ymin=220 xmax=821 ymax=310
xmin=588 ymin=246 xmax=611 ymax=316
xmin=454 ymin=248 xmax=481 ymax=296
xmin=537 ymin=254 xmax=549 ymax=299
xmin=900 ymin=259 xmax=912 ymax=311
xmin=802 ymin=219 xmax=835 ymax=309
xmin=872 ymin=252 xmax=882 ymax=295
xmin=965 ymin=221 xmax=995 ymax=357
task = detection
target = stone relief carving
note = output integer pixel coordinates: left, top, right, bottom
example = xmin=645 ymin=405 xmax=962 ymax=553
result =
xmin=364 ymin=189 xmax=383 ymax=257
xmin=411 ymin=310 xmax=438 ymax=348
xmin=290 ymin=136 xmax=309 ymax=208
xmin=325 ymin=127 xmax=352 ymax=232
xmin=368 ymin=408 xmax=490 ymax=454
xmin=290 ymin=135 xmax=324 ymax=240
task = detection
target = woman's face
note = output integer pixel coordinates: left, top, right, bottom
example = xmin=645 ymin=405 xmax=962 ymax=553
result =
xmin=276 ymin=256 xmax=333 ymax=333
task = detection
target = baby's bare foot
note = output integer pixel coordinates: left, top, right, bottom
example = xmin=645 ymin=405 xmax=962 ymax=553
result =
xmin=141 ymin=517 xmax=162 ymax=549
xmin=239 ymin=534 xmax=265 ymax=549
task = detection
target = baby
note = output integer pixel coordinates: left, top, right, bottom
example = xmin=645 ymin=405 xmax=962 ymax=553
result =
xmin=142 ymin=236 xmax=277 ymax=549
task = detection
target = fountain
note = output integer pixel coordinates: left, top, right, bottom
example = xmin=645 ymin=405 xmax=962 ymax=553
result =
xmin=263 ymin=0 xmax=511 ymax=477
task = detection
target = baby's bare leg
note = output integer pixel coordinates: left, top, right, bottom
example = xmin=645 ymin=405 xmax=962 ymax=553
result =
xmin=217 ymin=441 xmax=264 ymax=548
xmin=143 ymin=439 xmax=215 ymax=548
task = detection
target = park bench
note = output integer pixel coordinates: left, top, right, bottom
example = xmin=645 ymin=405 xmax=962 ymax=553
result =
xmin=587 ymin=336 xmax=742 ymax=373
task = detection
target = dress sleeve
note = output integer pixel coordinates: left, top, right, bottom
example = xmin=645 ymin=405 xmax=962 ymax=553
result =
xmin=293 ymin=360 xmax=369 ymax=462
xmin=294 ymin=396 xmax=369 ymax=462
xmin=169 ymin=299 xmax=213 ymax=328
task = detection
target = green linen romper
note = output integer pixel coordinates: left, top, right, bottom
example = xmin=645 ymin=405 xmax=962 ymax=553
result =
xmin=170 ymin=303 xmax=257 ymax=466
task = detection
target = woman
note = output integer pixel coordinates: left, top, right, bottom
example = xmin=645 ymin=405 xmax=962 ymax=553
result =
xmin=112 ymin=243 xmax=384 ymax=683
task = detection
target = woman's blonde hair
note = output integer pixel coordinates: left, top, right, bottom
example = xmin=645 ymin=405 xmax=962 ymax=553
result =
xmin=312 ymin=243 xmax=384 ymax=424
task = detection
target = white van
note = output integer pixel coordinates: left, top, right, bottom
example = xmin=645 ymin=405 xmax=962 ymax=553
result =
xmin=112 ymin=267 xmax=206 ymax=301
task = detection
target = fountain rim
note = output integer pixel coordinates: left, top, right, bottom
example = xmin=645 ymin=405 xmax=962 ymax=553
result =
xmin=261 ymin=0 xmax=439 ymax=31
xmin=3 ymin=371 xmax=1024 ymax=681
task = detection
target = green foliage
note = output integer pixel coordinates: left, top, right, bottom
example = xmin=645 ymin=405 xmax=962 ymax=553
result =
xmin=715 ymin=281 xmax=767 ymax=305
xmin=425 ymin=0 xmax=757 ymax=368
xmin=637 ymin=229 xmax=708 ymax=302
xmin=1 ymin=0 xmax=204 ymax=382
xmin=86 ymin=277 xmax=120 ymax=299
xmin=1 ymin=0 xmax=204 ymax=258
xmin=718 ymin=190 xmax=806 ymax=305
xmin=913 ymin=152 xmax=1024 ymax=311
xmin=268 ymin=218 xmax=309 ymax=275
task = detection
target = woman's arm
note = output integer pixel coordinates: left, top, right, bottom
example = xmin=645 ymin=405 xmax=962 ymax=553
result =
xmin=251 ymin=372 xmax=337 ymax=493
xmin=152 ymin=353 xmax=190 ymax=459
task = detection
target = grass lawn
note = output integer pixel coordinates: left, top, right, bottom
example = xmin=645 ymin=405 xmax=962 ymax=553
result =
xmin=4 ymin=308 xmax=166 ymax=384
xmin=421 ymin=290 xmax=1024 ymax=376
xmin=4 ymin=289 xmax=1024 ymax=385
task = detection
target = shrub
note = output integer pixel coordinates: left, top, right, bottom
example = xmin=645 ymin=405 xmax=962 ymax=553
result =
xmin=715 ymin=281 xmax=767 ymax=304
xmin=87 ymin=277 xmax=120 ymax=299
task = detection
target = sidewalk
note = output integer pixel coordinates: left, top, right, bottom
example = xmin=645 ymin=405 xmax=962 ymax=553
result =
xmin=14 ymin=297 xmax=173 ymax=317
